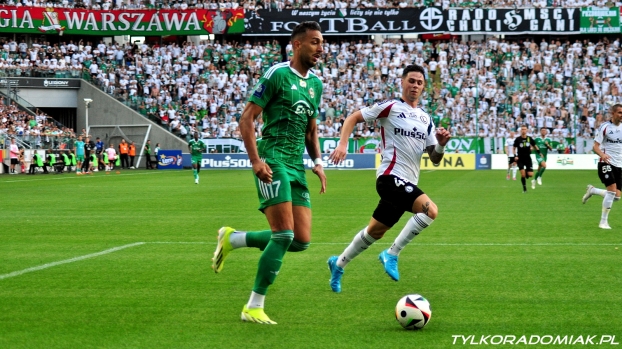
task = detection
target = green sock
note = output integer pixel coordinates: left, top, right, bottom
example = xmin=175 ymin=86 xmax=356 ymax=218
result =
xmin=193 ymin=168 xmax=197 ymax=179
xmin=246 ymin=230 xmax=272 ymax=250
xmin=252 ymin=230 xmax=293 ymax=295
xmin=539 ymin=167 xmax=545 ymax=178
xmin=246 ymin=232 xmax=309 ymax=252
xmin=288 ymin=239 xmax=310 ymax=252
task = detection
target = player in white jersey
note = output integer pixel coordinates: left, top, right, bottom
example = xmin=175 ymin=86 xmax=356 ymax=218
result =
xmin=325 ymin=65 xmax=451 ymax=292
xmin=582 ymin=104 xmax=622 ymax=229
xmin=505 ymin=131 xmax=517 ymax=180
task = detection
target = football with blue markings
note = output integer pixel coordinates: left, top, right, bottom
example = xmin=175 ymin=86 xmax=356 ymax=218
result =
xmin=395 ymin=294 xmax=431 ymax=330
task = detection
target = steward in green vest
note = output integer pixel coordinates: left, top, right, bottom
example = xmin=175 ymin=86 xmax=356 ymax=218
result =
xmin=48 ymin=153 xmax=62 ymax=173
xmin=91 ymin=154 xmax=98 ymax=171
xmin=69 ymin=153 xmax=77 ymax=168
xmin=29 ymin=153 xmax=48 ymax=174
xmin=62 ymin=152 xmax=71 ymax=173
xmin=48 ymin=153 xmax=56 ymax=167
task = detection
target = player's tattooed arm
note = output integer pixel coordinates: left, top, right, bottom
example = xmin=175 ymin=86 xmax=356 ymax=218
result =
xmin=426 ymin=145 xmax=444 ymax=165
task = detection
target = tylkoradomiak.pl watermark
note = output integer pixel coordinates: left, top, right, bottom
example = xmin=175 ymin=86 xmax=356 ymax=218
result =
xmin=452 ymin=335 xmax=620 ymax=345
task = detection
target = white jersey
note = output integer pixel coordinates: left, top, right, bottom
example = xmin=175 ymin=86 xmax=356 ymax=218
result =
xmin=595 ymin=121 xmax=622 ymax=168
xmin=361 ymin=99 xmax=437 ymax=185
xmin=505 ymin=138 xmax=515 ymax=157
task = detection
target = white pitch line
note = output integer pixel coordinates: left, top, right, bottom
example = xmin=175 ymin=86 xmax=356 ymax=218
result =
xmin=2 ymin=241 xmax=618 ymax=281
xmin=149 ymin=241 xmax=209 ymax=244
xmin=0 ymin=242 xmax=145 ymax=280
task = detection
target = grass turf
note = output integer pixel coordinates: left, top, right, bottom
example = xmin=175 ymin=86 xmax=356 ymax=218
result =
xmin=0 ymin=169 xmax=621 ymax=348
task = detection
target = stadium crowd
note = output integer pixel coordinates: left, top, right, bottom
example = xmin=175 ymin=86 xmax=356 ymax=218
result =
xmin=0 ymin=0 xmax=617 ymax=10
xmin=0 ymin=97 xmax=75 ymax=150
xmin=3 ymin=33 xmax=622 ymax=154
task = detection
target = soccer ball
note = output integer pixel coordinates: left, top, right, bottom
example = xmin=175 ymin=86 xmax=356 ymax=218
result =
xmin=395 ymin=294 xmax=431 ymax=330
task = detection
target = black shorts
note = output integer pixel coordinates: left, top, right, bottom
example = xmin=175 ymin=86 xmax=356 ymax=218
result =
xmin=10 ymin=158 xmax=19 ymax=165
xmin=372 ymin=175 xmax=425 ymax=228
xmin=516 ymin=157 xmax=533 ymax=172
xmin=598 ymin=162 xmax=622 ymax=188
xmin=508 ymin=157 xmax=516 ymax=165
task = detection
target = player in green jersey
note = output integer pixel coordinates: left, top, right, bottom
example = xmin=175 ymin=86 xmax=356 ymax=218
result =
xmin=533 ymin=127 xmax=554 ymax=188
xmin=211 ymin=21 xmax=327 ymax=325
xmin=188 ymin=132 xmax=206 ymax=184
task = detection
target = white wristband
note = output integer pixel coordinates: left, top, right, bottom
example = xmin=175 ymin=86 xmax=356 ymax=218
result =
xmin=314 ymin=158 xmax=323 ymax=166
xmin=435 ymin=144 xmax=445 ymax=154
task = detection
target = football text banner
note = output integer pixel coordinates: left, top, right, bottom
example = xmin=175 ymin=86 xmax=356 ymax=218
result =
xmin=0 ymin=7 xmax=244 ymax=35
xmin=244 ymin=8 xmax=580 ymax=35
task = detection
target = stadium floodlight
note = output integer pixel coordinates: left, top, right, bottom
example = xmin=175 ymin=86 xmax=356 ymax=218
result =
xmin=84 ymin=98 xmax=93 ymax=134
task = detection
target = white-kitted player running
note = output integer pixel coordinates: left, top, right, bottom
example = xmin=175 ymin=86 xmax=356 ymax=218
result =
xmin=582 ymin=104 xmax=622 ymax=229
xmin=326 ymin=64 xmax=451 ymax=293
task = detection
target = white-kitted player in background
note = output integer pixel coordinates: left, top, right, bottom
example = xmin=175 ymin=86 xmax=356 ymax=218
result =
xmin=582 ymin=104 xmax=622 ymax=229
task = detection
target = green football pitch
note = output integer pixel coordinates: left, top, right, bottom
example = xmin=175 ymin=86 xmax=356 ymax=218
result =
xmin=1 ymin=169 xmax=621 ymax=348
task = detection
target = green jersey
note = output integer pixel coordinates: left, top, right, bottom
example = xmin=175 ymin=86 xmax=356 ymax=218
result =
xmin=189 ymin=139 xmax=206 ymax=157
xmin=249 ymin=62 xmax=323 ymax=166
xmin=534 ymin=136 xmax=552 ymax=156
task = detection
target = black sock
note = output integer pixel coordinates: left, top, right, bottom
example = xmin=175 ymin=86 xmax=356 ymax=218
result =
xmin=521 ymin=177 xmax=526 ymax=191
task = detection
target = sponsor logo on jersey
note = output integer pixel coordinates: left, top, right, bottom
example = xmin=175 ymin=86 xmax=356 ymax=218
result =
xmin=606 ymin=139 xmax=622 ymax=144
xmin=293 ymin=100 xmax=314 ymax=117
xmin=291 ymin=84 xmax=297 ymax=90
xmin=394 ymin=127 xmax=426 ymax=140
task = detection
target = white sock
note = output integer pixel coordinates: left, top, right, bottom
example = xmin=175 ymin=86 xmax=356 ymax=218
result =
xmin=336 ymin=227 xmax=377 ymax=269
xmin=247 ymin=291 xmax=265 ymax=309
xmin=512 ymin=166 xmax=517 ymax=178
xmin=591 ymin=187 xmax=608 ymax=198
xmin=230 ymin=232 xmax=247 ymax=249
xmin=388 ymin=213 xmax=434 ymax=256
xmin=601 ymin=191 xmax=615 ymax=224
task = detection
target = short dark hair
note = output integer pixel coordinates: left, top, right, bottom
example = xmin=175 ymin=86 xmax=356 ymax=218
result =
xmin=291 ymin=21 xmax=321 ymax=43
xmin=611 ymin=104 xmax=622 ymax=113
xmin=402 ymin=64 xmax=426 ymax=79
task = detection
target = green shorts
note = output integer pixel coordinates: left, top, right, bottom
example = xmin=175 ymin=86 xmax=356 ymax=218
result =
xmin=76 ymin=155 xmax=85 ymax=162
xmin=191 ymin=155 xmax=202 ymax=165
xmin=535 ymin=153 xmax=547 ymax=164
xmin=254 ymin=161 xmax=310 ymax=212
